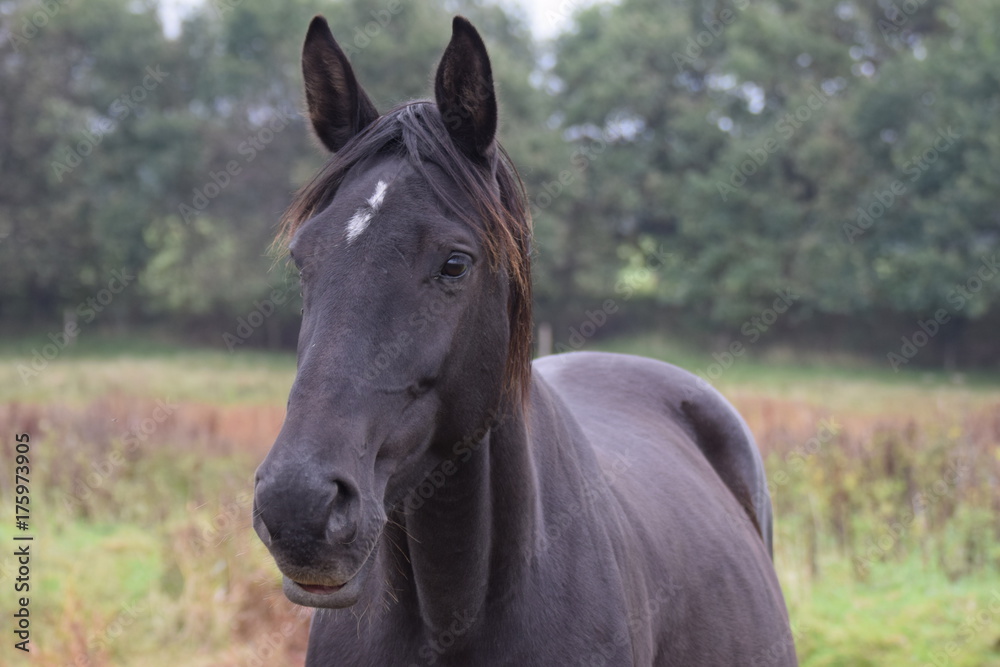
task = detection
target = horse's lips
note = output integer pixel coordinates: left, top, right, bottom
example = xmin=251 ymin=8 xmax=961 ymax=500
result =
xmin=296 ymin=582 xmax=344 ymax=595
xmin=282 ymin=542 xmax=379 ymax=608
xmin=284 ymin=571 xmax=364 ymax=608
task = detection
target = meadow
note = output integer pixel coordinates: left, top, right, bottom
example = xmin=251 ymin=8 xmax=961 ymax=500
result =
xmin=1 ymin=333 xmax=998 ymax=666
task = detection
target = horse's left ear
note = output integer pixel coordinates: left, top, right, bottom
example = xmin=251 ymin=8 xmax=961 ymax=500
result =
xmin=434 ymin=16 xmax=497 ymax=158
xmin=301 ymin=15 xmax=379 ymax=153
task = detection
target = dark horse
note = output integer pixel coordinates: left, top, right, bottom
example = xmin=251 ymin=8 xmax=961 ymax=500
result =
xmin=253 ymin=15 xmax=797 ymax=666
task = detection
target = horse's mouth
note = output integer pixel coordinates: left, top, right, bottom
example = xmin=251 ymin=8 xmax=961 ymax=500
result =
xmin=295 ymin=582 xmax=344 ymax=595
xmin=283 ymin=542 xmax=378 ymax=609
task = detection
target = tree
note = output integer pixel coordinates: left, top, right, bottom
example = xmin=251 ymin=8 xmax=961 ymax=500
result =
xmin=548 ymin=0 xmax=999 ymax=365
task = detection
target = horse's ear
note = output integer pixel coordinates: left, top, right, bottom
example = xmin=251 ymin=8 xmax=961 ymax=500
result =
xmin=301 ymin=15 xmax=379 ymax=153
xmin=434 ymin=16 xmax=497 ymax=158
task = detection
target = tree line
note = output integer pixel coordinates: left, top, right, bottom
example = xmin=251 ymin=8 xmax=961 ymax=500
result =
xmin=1 ymin=0 xmax=997 ymax=368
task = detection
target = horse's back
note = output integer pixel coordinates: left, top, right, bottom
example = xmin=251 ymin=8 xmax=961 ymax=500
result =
xmin=533 ymin=351 xmax=771 ymax=548
xmin=533 ymin=351 xmax=796 ymax=665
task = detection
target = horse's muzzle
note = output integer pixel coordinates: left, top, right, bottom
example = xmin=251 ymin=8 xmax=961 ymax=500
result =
xmin=253 ymin=463 xmax=378 ymax=608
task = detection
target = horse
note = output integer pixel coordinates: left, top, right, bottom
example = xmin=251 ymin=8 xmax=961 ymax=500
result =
xmin=252 ymin=15 xmax=798 ymax=666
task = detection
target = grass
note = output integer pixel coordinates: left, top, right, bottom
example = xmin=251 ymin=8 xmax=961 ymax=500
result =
xmin=1 ymin=333 xmax=999 ymax=665
xmin=787 ymin=557 xmax=1000 ymax=666
xmin=0 ymin=332 xmax=295 ymax=405
xmin=597 ymin=331 xmax=1000 ymax=395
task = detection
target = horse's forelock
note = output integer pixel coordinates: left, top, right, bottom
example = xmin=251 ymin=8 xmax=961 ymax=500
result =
xmin=275 ymin=101 xmax=533 ymax=406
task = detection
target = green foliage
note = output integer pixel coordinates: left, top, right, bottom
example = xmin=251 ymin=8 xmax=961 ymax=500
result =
xmin=547 ymin=0 xmax=1000 ymax=364
xmin=1 ymin=0 xmax=999 ymax=366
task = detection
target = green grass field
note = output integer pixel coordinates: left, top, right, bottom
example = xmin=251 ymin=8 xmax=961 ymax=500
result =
xmin=1 ymin=333 xmax=998 ymax=665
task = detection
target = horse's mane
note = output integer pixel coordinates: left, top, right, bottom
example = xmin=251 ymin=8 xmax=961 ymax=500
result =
xmin=275 ymin=101 xmax=533 ymax=405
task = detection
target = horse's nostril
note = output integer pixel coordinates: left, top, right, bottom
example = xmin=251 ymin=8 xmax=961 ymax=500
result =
xmin=322 ymin=478 xmax=361 ymax=543
xmin=330 ymin=479 xmax=356 ymax=509
xmin=253 ymin=498 xmax=277 ymax=545
xmin=333 ymin=476 xmax=357 ymax=495
xmin=255 ymin=468 xmax=361 ymax=549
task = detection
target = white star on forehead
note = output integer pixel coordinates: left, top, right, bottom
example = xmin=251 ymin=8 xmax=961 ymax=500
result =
xmin=345 ymin=180 xmax=388 ymax=243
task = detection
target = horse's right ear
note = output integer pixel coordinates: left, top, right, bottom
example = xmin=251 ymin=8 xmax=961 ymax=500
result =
xmin=434 ymin=16 xmax=497 ymax=159
xmin=301 ymin=16 xmax=379 ymax=153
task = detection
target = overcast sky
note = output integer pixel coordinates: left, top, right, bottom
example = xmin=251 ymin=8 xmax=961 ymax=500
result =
xmin=157 ymin=0 xmax=604 ymax=41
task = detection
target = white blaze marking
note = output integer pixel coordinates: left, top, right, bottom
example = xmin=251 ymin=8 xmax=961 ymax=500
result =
xmin=345 ymin=179 xmax=388 ymax=244
xmin=345 ymin=210 xmax=373 ymax=243
xmin=368 ymin=179 xmax=388 ymax=210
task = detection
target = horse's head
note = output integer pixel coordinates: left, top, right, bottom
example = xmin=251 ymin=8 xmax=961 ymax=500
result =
xmin=253 ymin=15 xmax=531 ymax=609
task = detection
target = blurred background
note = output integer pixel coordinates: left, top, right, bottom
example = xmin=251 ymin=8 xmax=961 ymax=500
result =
xmin=0 ymin=0 xmax=998 ymax=664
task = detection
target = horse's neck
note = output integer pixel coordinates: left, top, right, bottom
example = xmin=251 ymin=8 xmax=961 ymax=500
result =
xmin=399 ymin=374 xmax=588 ymax=637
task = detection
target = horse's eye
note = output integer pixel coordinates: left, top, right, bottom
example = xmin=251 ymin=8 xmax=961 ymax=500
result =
xmin=440 ymin=253 xmax=470 ymax=278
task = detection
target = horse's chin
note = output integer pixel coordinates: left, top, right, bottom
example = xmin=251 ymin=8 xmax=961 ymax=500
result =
xmin=281 ymin=543 xmax=378 ymax=609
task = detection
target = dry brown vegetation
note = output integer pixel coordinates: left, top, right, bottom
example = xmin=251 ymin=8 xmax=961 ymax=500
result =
xmin=1 ymin=371 xmax=998 ymax=665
